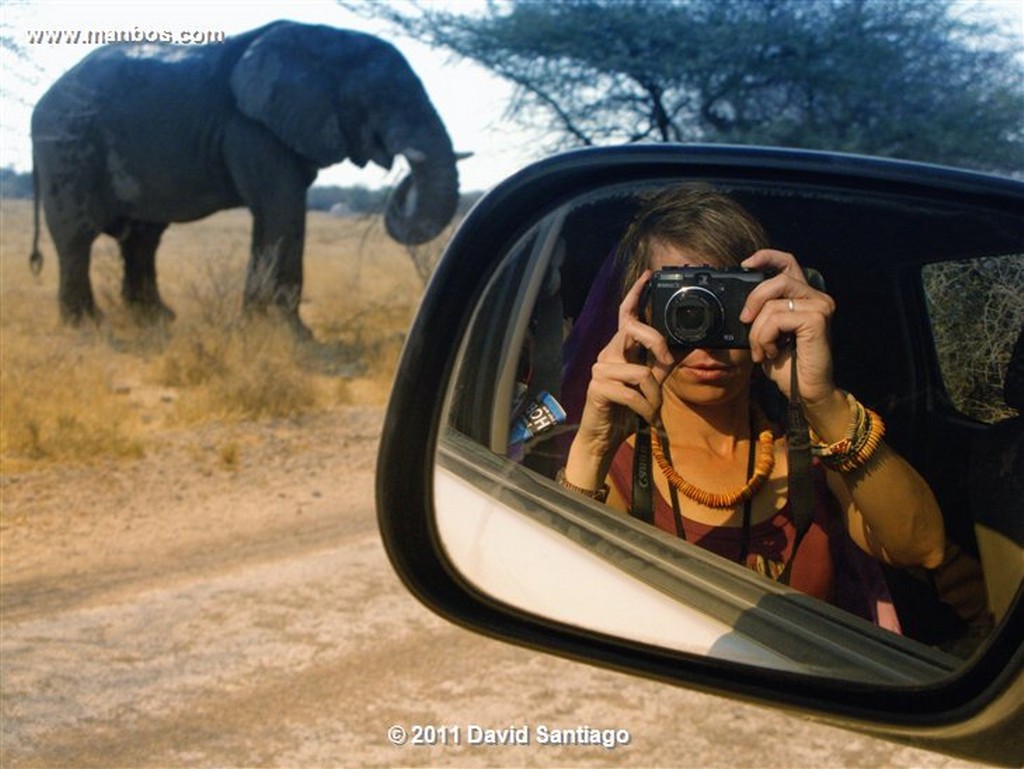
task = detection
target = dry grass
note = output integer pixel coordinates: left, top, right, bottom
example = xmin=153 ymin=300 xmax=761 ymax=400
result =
xmin=0 ymin=200 xmax=425 ymax=469
xmin=923 ymin=256 xmax=1024 ymax=424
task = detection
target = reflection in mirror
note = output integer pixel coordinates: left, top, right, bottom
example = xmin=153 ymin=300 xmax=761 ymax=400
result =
xmin=434 ymin=177 xmax=1023 ymax=685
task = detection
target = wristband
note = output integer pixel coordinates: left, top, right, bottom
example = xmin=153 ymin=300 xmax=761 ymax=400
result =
xmin=556 ymin=468 xmax=610 ymax=502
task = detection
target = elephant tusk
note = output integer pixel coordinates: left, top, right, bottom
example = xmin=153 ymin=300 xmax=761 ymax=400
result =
xmin=401 ymin=147 xmax=428 ymax=164
xmin=400 ymin=148 xmax=472 ymax=164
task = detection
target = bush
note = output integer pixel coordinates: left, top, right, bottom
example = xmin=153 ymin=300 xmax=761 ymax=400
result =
xmin=159 ymin=319 xmax=320 ymax=422
xmin=924 ymin=255 xmax=1024 ymax=423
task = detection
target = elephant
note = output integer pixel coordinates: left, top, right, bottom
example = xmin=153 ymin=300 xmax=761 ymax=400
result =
xmin=29 ymin=20 xmax=461 ymax=336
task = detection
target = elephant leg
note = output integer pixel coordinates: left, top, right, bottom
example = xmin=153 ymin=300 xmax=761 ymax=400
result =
xmin=54 ymin=227 xmax=100 ymax=326
xmin=119 ymin=220 xmax=174 ymax=323
xmin=226 ymin=127 xmax=314 ymax=338
xmin=245 ymin=212 xmax=306 ymax=321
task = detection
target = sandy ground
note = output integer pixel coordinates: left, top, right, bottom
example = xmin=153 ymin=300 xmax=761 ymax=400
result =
xmin=0 ymin=406 xmax=990 ymax=768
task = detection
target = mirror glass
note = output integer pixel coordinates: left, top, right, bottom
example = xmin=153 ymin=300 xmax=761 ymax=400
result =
xmin=433 ymin=176 xmax=1023 ymax=684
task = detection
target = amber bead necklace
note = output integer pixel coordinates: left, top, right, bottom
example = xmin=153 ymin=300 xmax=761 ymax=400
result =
xmin=650 ymin=408 xmax=776 ymax=510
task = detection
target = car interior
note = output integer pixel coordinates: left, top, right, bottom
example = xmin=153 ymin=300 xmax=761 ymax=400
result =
xmin=446 ymin=177 xmax=1023 ymax=660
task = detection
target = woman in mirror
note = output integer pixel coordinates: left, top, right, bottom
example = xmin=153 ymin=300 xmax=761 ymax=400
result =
xmin=559 ymin=185 xmax=948 ymax=633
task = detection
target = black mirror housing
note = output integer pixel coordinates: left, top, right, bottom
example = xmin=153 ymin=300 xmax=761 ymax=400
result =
xmin=377 ymin=145 xmax=1024 ymax=766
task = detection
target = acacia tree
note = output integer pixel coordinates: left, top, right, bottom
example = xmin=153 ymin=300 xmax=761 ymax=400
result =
xmin=348 ymin=0 xmax=1024 ymax=174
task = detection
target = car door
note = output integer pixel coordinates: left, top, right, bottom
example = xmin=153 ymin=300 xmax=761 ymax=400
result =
xmin=376 ymin=146 xmax=1024 ymax=765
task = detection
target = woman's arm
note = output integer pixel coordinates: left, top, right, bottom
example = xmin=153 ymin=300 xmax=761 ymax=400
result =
xmin=741 ymin=249 xmax=946 ymax=569
xmin=810 ymin=391 xmax=947 ymax=569
xmin=563 ymin=271 xmax=675 ymax=492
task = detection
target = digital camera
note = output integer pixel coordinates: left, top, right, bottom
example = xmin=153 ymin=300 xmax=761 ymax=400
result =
xmin=645 ymin=266 xmax=769 ymax=349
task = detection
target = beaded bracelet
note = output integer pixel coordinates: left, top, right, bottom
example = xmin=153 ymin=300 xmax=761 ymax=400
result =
xmin=810 ymin=392 xmax=886 ymax=472
xmin=811 ymin=393 xmax=865 ymax=458
xmin=556 ymin=468 xmax=610 ymax=502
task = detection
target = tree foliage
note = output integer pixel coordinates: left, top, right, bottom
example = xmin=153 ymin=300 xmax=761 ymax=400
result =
xmin=350 ymin=0 xmax=1024 ymax=174
xmin=0 ymin=167 xmax=34 ymax=199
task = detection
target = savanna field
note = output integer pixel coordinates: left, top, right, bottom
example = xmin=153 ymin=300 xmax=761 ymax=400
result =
xmin=3 ymin=197 xmax=1013 ymax=769
xmin=0 ymin=198 xmax=435 ymax=472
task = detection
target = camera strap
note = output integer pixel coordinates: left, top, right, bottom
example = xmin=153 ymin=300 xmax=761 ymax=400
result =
xmin=631 ymin=418 xmax=655 ymax=525
xmin=630 ymin=348 xmax=656 ymax=525
xmin=779 ymin=342 xmax=814 ymax=586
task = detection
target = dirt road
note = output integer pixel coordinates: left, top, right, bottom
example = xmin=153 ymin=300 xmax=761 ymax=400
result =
xmin=1 ymin=407 xmax=984 ymax=767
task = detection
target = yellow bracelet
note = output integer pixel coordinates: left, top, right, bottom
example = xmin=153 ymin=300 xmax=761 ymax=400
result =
xmin=810 ymin=393 xmax=886 ymax=472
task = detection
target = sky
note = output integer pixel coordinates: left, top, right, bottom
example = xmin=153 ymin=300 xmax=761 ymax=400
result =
xmin=2 ymin=0 xmax=1022 ymax=193
xmin=0 ymin=0 xmax=542 ymax=192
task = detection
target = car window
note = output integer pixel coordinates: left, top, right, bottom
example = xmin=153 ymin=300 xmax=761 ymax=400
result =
xmin=923 ymin=255 xmax=1024 ymax=424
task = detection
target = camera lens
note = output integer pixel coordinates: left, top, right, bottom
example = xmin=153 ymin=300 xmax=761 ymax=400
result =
xmin=674 ymin=303 xmax=707 ymax=332
xmin=664 ymin=287 xmax=722 ymax=345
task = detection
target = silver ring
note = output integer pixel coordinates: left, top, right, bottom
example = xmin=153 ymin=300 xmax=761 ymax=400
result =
xmin=788 ymin=299 xmax=795 ymax=312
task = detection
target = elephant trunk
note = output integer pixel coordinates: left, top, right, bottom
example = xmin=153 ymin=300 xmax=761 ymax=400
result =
xmin=384 ymin=151 xmax=459 ymax=246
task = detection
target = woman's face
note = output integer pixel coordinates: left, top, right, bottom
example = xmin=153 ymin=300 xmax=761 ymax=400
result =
xmin=648 ymin=239 xmax=755 ymax=408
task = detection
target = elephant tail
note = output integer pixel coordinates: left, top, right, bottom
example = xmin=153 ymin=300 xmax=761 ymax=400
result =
xmin=29 ymin=162 xmax=43 ymax=276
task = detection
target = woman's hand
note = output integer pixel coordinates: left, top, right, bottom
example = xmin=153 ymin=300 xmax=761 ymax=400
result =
xmin=740 ymin=250 xmax=848 ymax=437
xmin=565 ymin=271 xmax=676 ymax=488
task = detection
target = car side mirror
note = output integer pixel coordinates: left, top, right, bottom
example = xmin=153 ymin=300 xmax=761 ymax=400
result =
xmin=377 ymin=146 xmax=1024 ymax=766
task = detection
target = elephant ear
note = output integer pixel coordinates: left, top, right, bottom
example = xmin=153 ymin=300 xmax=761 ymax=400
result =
xmin=230 ymin=23 xmax=347 ymax=168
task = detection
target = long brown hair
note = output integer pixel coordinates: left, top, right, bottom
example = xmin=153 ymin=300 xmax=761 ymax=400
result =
xmin=617 ymin=185 xmax=770 ymax=298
